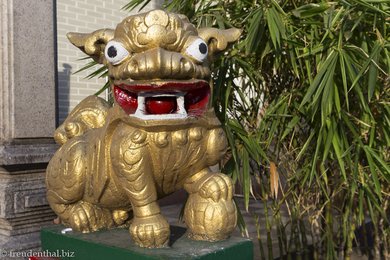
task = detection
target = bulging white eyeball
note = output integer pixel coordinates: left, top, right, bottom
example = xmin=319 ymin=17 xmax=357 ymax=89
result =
xmin=185 ymin=38 xmax=208 ymax=62
xmin=104 ymin=41 xmax=129 ymax=65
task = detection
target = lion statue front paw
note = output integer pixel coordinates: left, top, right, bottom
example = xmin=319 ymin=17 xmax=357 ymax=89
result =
xmin=129 ymin=214 xmax=170 ymax=248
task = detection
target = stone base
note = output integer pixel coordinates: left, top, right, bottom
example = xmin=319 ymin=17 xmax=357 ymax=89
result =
xmin=0 ymin=162 xmax=57 ymax=252
xmin=41 ymin=225 xmax=253 ymax=260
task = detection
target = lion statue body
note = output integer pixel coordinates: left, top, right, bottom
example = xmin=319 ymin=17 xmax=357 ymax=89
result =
xmin=46 ymin=9 xmax=240 ymax=248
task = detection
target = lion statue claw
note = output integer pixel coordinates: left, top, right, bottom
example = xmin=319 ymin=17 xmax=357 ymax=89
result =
xmin=46 ymin=9 xmax=240 ymax=248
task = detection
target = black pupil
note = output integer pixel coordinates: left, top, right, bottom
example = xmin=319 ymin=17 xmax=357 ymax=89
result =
xmin=107 ymin=46 xmax=117 ymax=58
xmin=199 ymin=43 xmax=207 ymax=54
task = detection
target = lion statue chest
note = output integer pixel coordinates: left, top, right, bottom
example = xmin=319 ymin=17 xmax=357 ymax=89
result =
xmin=109 ymin=122 xmax=228 ymax=197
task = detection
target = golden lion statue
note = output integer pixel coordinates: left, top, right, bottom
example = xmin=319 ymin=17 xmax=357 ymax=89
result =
xmin=46 ymin=9 xmax=240 ymax=248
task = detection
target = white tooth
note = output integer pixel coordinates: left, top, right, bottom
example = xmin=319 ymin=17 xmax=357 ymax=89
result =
xmin=176 ymin=95 xmax=186 ymax=115
xmin=142 ymin=92 xmax=176 ymax=98
xmin=135 ymin=96 xmax=146 ymax=116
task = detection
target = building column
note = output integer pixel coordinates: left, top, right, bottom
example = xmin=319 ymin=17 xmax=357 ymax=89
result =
xmin=0 ymin=0 xmax=58 ymax=251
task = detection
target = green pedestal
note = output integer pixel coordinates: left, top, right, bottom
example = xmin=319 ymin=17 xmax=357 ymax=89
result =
xmin=41 ymin=225 xmax=253 ymax=260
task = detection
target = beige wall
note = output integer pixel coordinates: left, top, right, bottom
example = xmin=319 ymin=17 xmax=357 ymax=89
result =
xmin=56 ymin=0 xmax=161 ymax=123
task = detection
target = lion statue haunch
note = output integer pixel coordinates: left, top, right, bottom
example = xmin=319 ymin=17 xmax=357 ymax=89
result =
xmin=46 ymin=9 xmax=241 ymax=248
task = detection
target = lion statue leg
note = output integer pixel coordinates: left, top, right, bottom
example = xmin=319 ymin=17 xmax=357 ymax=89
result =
xmin=111 ymin=130 xmax=170 ymax=248
xmin=183 ymin=169 xmax=237 ymax=241
xmin=46 ymin=136 xmax=115 ymax=232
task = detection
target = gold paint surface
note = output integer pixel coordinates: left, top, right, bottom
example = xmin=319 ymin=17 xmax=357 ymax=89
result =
xmin=47 ymin=9 xmax=240 ymax=248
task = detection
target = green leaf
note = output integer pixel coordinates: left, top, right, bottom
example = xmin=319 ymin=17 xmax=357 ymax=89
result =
xmin=322 ymin=121 xmax=335 ymax=162
xmin=296 ymin=131 xmax=315 ymax=161
xmin=292 ymin=3 xmax=333 ymax=18
xmin=367 ymin=43 xmax=381 ymax=101
xmin=319 ymin=65 xmax=336 ymax=125
xmin=224 ymin=125 xmax=240 ymax=179
xmin=245 ymin=8 xmax=265 ymax=55
xmin=304 ymin=130 xmax=322 ymax=185
xmin=122 ymin=0 xmax=152 ymax=11
xmin=241 ymin=149 xmax=250 ymax=211
xmin=73 ymin=60 xmax=99 ymax=74
xmin=349 ymin=42 xmax=382 ymax=92
xmin=334 ymin=83 xmax=341 ymax=116
xmin=281 ymin=115 xmax=300 ymax=140
xmin=234 ymin=197 xmax=248 ymax=236
xmin=364 ymin=146 xmax=390 ymax=182
xmin=349 ymin=0 xmax=390 ymax=15
xmin=363 ymin=146 xmax=382 ymax=200
xmin=300 ymin=50 xmax=338 ymax=110
xmin=266 ymin=6 xmax=286 ymax=49
xmin=94 ymin=81 xmax=110 ymax=96
xmin=338 ymin=50 xmax=349 ymax=109
xmin=332 ymin=128 xmax=347 ymax=181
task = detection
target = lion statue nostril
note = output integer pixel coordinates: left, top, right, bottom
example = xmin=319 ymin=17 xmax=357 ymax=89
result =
xmin=129 ymin=60 xmax=138 ymax=73
xmin=137 ymin=33 xmax=149 ymax=45
xmin=180 ymin=59 xmax=194 ymax=74
xmin=163 ymin=31 xmax=177 ymax=45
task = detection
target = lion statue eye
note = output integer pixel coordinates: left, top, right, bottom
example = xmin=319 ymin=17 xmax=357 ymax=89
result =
xmin=104 ymin=41 xmax=129 ymax=65
xmin=185 ymin=38 xmax=208 ymax=62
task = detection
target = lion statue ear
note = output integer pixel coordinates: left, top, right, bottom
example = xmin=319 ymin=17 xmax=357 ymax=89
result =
xmin=67 ymin=29 xmax=114 ymax=64
xmin=198 ymin=28 xmax=241 ymax=56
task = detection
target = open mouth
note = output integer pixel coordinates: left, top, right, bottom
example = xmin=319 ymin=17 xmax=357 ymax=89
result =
xmin=113 ymin=81 xmax=210 ymax=120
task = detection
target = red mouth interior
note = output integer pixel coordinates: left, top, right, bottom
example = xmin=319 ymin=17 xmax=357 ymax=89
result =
xmin=145 ymin=96 xmax=177 ymax=114
xmin=113 ymin=82 xmax=210 ymax=116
